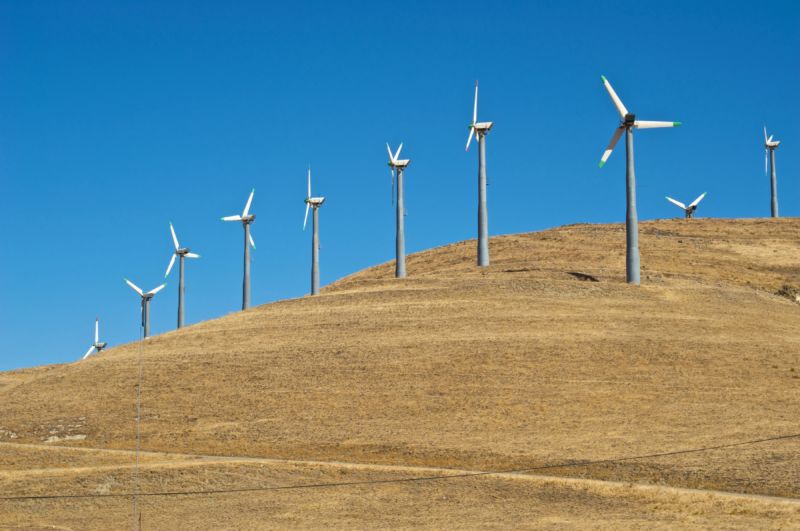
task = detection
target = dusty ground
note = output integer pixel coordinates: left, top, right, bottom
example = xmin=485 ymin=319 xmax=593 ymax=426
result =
xmin=1 ymin=218 xmax=799 ymax=528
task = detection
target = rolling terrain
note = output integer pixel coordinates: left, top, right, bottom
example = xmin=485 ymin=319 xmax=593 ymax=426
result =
xmin=1 ymin=218 xmax=799 ymax=528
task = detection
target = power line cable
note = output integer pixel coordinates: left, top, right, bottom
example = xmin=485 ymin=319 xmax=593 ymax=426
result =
xmin=1 ymin=432 xmax=797 ymax=502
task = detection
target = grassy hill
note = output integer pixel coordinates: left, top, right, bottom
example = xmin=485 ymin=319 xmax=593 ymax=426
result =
xmin=1 ymin=218 xmax=799 ymax=528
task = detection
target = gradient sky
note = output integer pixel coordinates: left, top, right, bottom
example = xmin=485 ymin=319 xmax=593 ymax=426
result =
xmin=1 ymin=0 xmax=797 ymax=370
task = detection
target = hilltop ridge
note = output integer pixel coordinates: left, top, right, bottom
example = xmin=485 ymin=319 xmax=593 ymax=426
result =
xmin=1 ymin=218 xmax=799 ymax=527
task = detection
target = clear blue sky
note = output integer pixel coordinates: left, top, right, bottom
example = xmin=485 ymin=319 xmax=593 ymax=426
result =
xmin=0 ymin=1 xmax=797 ymax=370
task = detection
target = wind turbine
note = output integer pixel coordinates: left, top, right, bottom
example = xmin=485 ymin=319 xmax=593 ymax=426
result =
xmin=764 ymin=126 xmax=781 ymax=218
xmin=598 ymin=75 xmax=681 ymax=285
xmin=387 ymin=142 xmax=410 ymax=278
xmin=666 ymin=193 xmax=706 ymax=219
xmin=165 ymin=222 xmax=200 ymax=328
xmin=221 ymin=189 xmax=256 ymax=309
xmin=81 ymin=318 xmax=107 ymax=360
xmin=303 ymin=168 xmax=325 ymax=295
xmin=124 ymin=279 xmax=167 ymax=339
xmin=465 ymin=80 xmax=493 ymax=267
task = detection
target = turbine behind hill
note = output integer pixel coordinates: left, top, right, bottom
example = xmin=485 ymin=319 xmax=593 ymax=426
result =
xmin=304 ymin=168 xmax=325 ymax=295
xmin=81 ymin=318 xmax=107 ymax=359
xmin=465 ymin=80 xmax=493 ymax=267
xmin=764 ymin=126 xmax=781 ymax=218
xmin=387 ymin=142 xmax=410 ymax=278
xmin=222 ymin=189 xmax=256 ymax=309
xmin=165 ymin=222 xmax=199 ymax=328
xmin=598 ymin=75 xmax=681 ymax=285
xmin=666 ymin=192 xmax=706 ymax=219
xmin=124 ymin=279 xmax=166 ymax=339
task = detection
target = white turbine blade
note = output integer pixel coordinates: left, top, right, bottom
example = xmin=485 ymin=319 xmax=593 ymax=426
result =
xmin=147 ymin=283 xmax=167 ymax=296
xmin=165 ymin=254 xmax=176 ymax=278
xmin=465 ymin=127 xmax=475 ymax=151
xmin=600 ymin=75 xmax=628 ymax=118
xmin=186 ymin=252 xmax=200 ymax=258
xmin=634 ymin=120 xmax=681 ymax=129
xmin=222 ymin=215 xmax=243 ymax=222
xmin=599 ymin=126 xmax=624 ymax=168
xmin=82 ymin=345 xmax=96 ymax=360
xmin=764 ymin=126 xmax=768 ymax=143
xmin=386 ymin=143 xmax=395 ymax=164
xmin=248 ymin=231 xmax=256 ymax=249
xmin=689 ymin=192 xmax=707 ymax=208
xmin=767 ymin=135 xmax=774 ymax=143
xmin=169 ymin=222 xmax=180 ymax=250
xmin=125 ymin=278 xmax=144 ymax=296
xmin=303 ymin=203 xmax=310 ymax=231
xmin=242 ymin=188 xmax=255 ymax=217
xmin=666 ymin=196 xmax=687 ymax=210
xmin=472 ymin=81 xmax=478 ymax=124
xmin=394 ymin=142 xmax=403 ymax=161
xmin=307 ymin=167 xmax=312 ymax=198
xmin=95 ymin=319 xmax=99 ymax=343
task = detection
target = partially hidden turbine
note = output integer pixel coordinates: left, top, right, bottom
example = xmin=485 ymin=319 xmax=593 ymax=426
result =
xmin=598 ymin=75 xmax=681 ymax=285
xmin=387 ymin=142 xmax=410 ymax=278
xmin=124 ymin=279 xmax=167 ymax=339
xmin=81 ymin=317 xmax=107 ymax=360
xmin=165 ymin=222 xmax=199 ymax=328
xmin=764 ymin=126 xmax=781 ymax=218
xmin=666 ymin=193 xmax=706 ymax=219
xmin=222 ymin=189 xmax=256 ymax=309
xmin=466 ymin=80 xmax=493 ymax=267
xmin=304 ymin=168 xmax=325 ymax=295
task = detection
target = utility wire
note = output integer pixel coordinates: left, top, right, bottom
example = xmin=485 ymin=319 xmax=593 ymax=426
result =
xmin=131 ymin=319 xmax=143 ymax=530
xmin=1 ymin=432 xmax=798 ymax=502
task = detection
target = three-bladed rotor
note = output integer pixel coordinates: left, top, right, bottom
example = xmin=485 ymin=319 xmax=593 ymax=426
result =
xmin=81 ymin=317 xmax=107 ymax=359
xmin=763 ymin=126 xmax=781 ymax=174
xmin=165 ymin=222 xmax=200 ymax=277
xmin=303 ymin=167 xmax=325 ymax=230
xmin=221 ymin=189 xmax=256 ymax=249
xmin=386 ymin=143 xmax=410 ymax=205
xmin=124 ymin=278 xmax=167 ymax=301
xmin=465 ymin=80 xmax=493 ymax=151
xmin=598 ymin=75 xmax=682 ymax=168
xmin=666 ymin=192 xmax=706 ymax=217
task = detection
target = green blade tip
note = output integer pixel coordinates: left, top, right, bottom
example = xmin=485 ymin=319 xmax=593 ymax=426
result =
xmin=598 ymin=161 xmax=606 ymax=168
xmin=600 ymin=75 xmax=607 ymax=82
xmin=673 ymin=122 xmax=682 ymax=127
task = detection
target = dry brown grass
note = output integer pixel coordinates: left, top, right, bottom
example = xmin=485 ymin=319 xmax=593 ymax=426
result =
xmin=1 ymin=218 xmax=799 ymax=528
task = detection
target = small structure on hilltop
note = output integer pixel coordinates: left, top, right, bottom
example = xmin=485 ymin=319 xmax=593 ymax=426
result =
xmin=666 ymin=192 xmax=707 ymax=219
xmin=81 ymin=317 xmax=107 ymax=359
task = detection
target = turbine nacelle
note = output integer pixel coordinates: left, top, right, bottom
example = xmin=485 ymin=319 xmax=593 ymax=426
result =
xmin=470 ymin=121 xmax=494 ymax=132
xmin=305 ymin=197 xmax=326 ymax=207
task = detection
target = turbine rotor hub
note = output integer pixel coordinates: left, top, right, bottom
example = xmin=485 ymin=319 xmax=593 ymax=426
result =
xmin=623 ymin=113 xmax=636 ymax=126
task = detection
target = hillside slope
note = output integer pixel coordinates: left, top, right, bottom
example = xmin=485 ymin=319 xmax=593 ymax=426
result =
xmin=1 ymin=218 xmax=800 ymax=527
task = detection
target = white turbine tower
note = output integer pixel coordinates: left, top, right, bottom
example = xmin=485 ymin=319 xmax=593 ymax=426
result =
xmin=304 ymin=168 xmax=325 ymax=295
xmin=124 ymin=279 xmax=167 ymax=339
xmin=81 ymin=318 xmax=107 ymax=359
xmin=165 ymin=222 xmax=199 ymax=329
xmin=666 ymin=193 xmax=706 ymax=219
xmin=465 ymin=80 xmax=493 ymax=267
xmin=764 ymin=126 xmax=781 ymax=218
xmin=387 ymin=142 xmax=410 ymax=278
xmin=221 ymin=189 xmax=256 ymax=309
xmin=598 ymin=75 xmax=681 ymax=285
